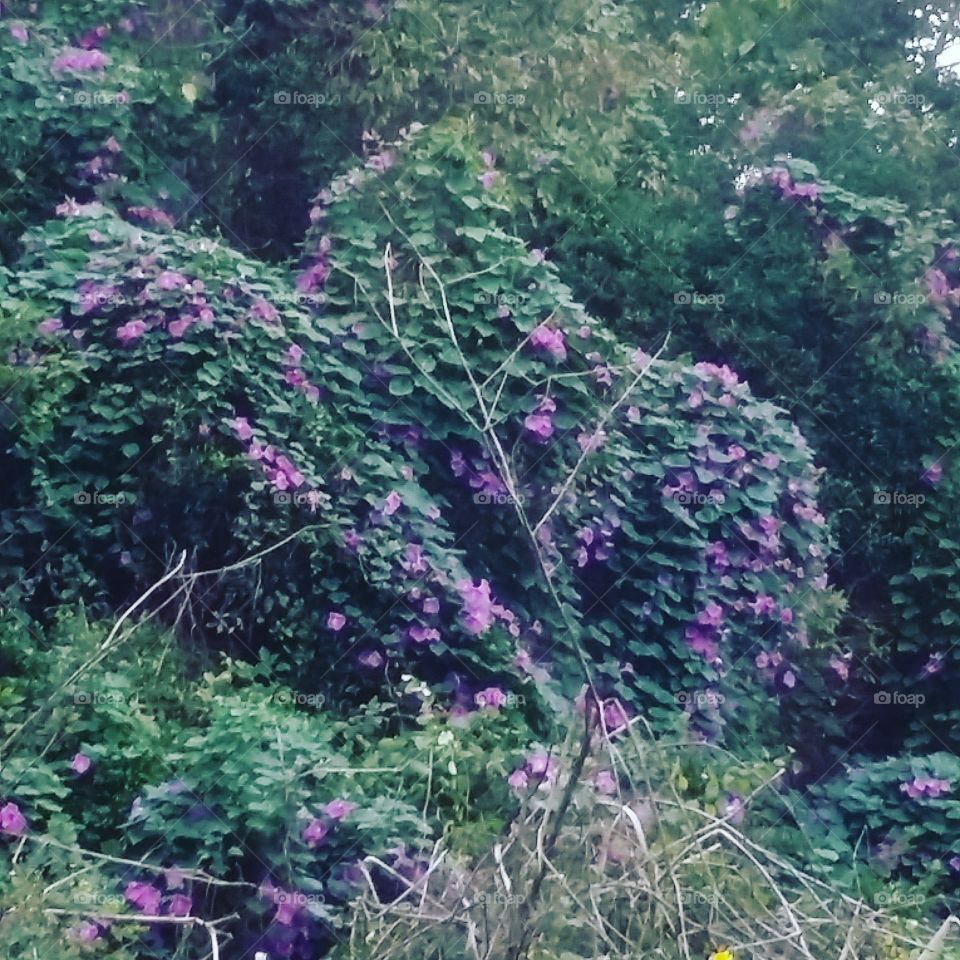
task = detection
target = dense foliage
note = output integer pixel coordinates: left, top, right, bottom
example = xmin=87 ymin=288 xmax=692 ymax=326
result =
xmin=3 ymin=1 xmax=960 ymax=957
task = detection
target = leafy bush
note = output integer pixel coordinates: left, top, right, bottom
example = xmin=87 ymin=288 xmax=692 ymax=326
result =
xmin=0 ymin=4 xmax=199 ymax=262
xmin=1 ymin=122 xmax=838 ymax=749
xmin=807 ymin=752 xmax=960 ymax=899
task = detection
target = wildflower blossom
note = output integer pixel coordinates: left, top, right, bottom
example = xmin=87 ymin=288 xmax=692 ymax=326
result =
xmin=529 ymin=323 xmax=566 ymax=361
xmin=475 ymin=687 xmax=508 ymax=710
xmin=70 ymin=753 xmax=91 ymax=775
xmin=166 ymin=894 xmax=192 ymax=917
xmin=229 ymin=417 xmax=254 ymax=442
xmin=116 ymin=320 xmax=146 ymax=345
xmin=168 ymin=316 xmax=192 ymax=338
xmin=922 ymin=460 xmax=943 ymax=486
xmin=829 ymin=657 xmax=850 ymax=681
xmin=0 ymin=802 xmax=27 ymax=836
xmin=901 ymin=776 xmax=951 ymax=799
xmin=52 ymin=47 xmax=109 ymax=72
xmin=594 ymin=770 xmax=618 ymax=795
xmin=507 ymin=768 xmax=529 ymax=791
xmin=409 ymin=625 xmax=440 ymax=644
xmin=457 ymin=579 xmax=495 ymax=635
xmin=302 ymin=819 xmax=329 ymax=847
xmin=125 ymin=881 xmax=162 ymax=915
xmin=750 ymin=594 xmax=776 ymax=616
xmin=324 ymin=799 xmax=356 ymax=820
xmin=71 ymin=921 xmax=101 ymax=942
xmin=38 ymin=317 xmax=64 ymax=336
xmin=127 ymin=206 xmax=175 ymax=229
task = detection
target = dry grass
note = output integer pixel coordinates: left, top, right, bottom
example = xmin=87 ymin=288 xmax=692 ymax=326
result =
xmin=336 ymin=718 xmax=954 ymax=960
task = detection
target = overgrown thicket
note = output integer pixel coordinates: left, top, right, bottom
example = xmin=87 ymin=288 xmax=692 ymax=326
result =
xmin=2 ymin=1 xmax=960 ymax=958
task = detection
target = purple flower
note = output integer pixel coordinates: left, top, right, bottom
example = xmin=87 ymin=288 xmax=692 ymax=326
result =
xmin=77 ymin=25 xmax=110 ymax=49
xmin=366 ymin=150 xmax=396 ymax=173
xmin=52 ymin=47 xmax=109 ymax=73
xmin=755 ymin=651 xmax=781 ymax=670
xmin=829 ymin=657 xmax=850 ymax=682
xmin=594 ymin=770 xmax=618 ymax=795
xmin=166 ymin=894 xmax=192 ymax=917
xmin=116 ymin=320 xmax=146 ymax=345
xmin=409 ymin=625 xmax=440 ymax=644
xmin=127 ymin=206 xmax=175 ymax=229
xmin=249 ymin=297 xmax=279 ymax=324
xmin=358 ymin=650 xmax=384 ymax=669
xmin=523 ymin=750 xmax=559 ymax=789
xmin=750 ymin=594 xmax=776 ymax=617
xmin=529 ymin=324 xmax=567 ymax=361
xmin=926 ymin=267 xmax=950 ymax=299
xmin=383 ymin=491 xmax=403 ymax=516
xmin=70 ymin=753 xmax=91 ymax=775
xmin=402 ymin=542 xmax=429 ymax=575
xmin=923 ymin=652 xmax=944 ymax=676
xmin=422 ymin=597 xmax=440 ymax=615
xmin=155 ymin=270 xmax=187 ymax=291
xmin=125 ymin=881 xmax=162 ymax=915
xmin=173 ymin=314 xmax=198 ymax=338
xmin=685 ymin=625 xmax=718 ymax=661
xmin=507 ymin=768 xmax=529 ymax=791
xmin=0 ymin=802 xmax=27 ymax=836
xmin=327 ymin=611 xmax=346 ymax=632
xmin=524 ymin=411 xmax=554 ymax=440
xmin=758 ymin=515 xmax=780 ymax=537
xmin=71 ymin=921 xmax=100 ymax=942
xmin=577 ymin=429 xmax=606 ymax=454
xmin=901 ymin=776 xmax=951 ymax=799
xmin=37 ymin=317 xmax=64 ymax=336
xmin=296 ymin=259 xmax=329 ymax=293
xmin=724 ymin=793 xmax=745 ymax=825
xmin=457 ymin=579 xmax=495 ymax=635
xmin=475 ymin=687 xmax=508 ymax=710
xmin=274 ymin=896 xmax=299 ymax=926
xmin=696 ymin=602 xmax=723 ymax=628
xmin=779 ymin=607 xmax=794 ymax=625
xmin=592 ymin=364 xmax=614 ymax=387
xmin=601 ymin=700 xmax=629 ymax=734
xmin=302 ymin=818 xmax=329 ymax=847
xmin=705 ymin=542 xmax=729 ymax=570
xmin=922 ymin=461 xmax=943 ymax=486
xmin=450 ymin=450 xmax=467 ymax=476
xmin=9 ymin=24 xmax=29 ymax=45
xmin=324 ymin=799 xmax=356 ymax=820
xmin=229 ymin=417 xmax=254 ymax=442
xmin=478 ymin=170 xmax=496 ymax=190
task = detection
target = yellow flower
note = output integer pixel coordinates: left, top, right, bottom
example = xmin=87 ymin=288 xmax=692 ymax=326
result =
xmin=709 ymin=950 xmax=734 ymax=960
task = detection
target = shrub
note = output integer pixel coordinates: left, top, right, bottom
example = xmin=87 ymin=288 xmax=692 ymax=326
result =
xmin=2 ymin=122 xmax=837 ymax=750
